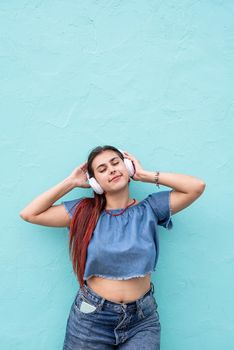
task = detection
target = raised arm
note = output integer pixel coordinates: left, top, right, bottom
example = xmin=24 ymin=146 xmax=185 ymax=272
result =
xmin=19 ymin=161 xmax=90 ymax=227
xmin=139 ymin=171 xmax=206 ymax=215
xmin=122 ymin=151 xmax=206 ymax=215
xmin=19 ymin=178 xmax=77 ymax=227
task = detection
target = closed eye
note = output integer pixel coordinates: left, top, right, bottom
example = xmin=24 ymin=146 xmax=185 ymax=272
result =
xmin=99 ymin=162 xmax=119 ymax=173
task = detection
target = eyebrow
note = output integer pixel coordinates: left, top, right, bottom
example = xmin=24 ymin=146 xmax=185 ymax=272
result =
xmin=96 ymin=156 xmax=119 ymax=170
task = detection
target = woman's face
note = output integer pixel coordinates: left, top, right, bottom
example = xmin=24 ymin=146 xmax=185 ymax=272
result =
xmin=92 ymin=150 xmax=129 ymax=193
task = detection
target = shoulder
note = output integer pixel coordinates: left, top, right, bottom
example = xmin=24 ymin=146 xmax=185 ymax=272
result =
xmin=61 ymin=196 xmax=86 ymax=218
xmin=145 ymin=190 xmax=174 ymax=230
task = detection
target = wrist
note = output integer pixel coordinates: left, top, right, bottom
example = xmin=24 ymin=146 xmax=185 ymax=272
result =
xmin=63 ymin=176 xmax=78 ymax=189
xmin=138 ymin=170 xmax=161 ymax=188
xmin=138 ymin=170 xmax=151 ymax=182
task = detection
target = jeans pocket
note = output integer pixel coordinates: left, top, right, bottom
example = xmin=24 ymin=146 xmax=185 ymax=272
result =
xmin=74 ymin=294 xmax=99 ymax=315
xmin=141 ymin=294 xmax=158 ymax=319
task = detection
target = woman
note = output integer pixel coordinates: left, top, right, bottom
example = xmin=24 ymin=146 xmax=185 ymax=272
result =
xmin=19 ymin=145 xmax=206 ymax=349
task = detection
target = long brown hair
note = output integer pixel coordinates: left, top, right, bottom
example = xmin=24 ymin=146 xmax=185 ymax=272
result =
xmin=69 ymin=145 xmax=125 ymax=289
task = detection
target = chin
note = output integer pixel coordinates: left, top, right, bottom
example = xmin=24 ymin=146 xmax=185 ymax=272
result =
xmin=111 ymin=182 xmax=129 ymax=191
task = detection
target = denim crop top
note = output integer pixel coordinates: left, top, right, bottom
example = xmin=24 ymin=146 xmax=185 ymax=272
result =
xmin=61 ymin=190 xmax=174 ymax=281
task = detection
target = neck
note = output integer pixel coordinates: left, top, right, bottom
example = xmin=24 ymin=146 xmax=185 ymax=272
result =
xmin=104 ymin=187 xmax=132 ymax=209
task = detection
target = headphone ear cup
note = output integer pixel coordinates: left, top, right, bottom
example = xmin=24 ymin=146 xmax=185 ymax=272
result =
xmin=85 ymin=171 xmax=104 ymax=194
xmin=85 ymin=148 xmax=134 ymax=195
xmin=118 ymin=148 xmax=135 ymax=177
xmin=123 ymin=158 xmax=135 ymax=177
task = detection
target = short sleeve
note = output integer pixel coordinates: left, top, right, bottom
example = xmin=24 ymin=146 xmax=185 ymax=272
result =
xmin=61 ymin=197 xmax=85 ymax=218
xmin=146 ymin=190 xmax=174 ymax=230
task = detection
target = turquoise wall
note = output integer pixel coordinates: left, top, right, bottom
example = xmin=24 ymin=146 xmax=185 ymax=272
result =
xmin=1 ymin=1 xmax=233 ymax=349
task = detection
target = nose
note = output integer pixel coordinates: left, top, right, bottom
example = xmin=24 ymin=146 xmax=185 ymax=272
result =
xmin=109 ymin=167 xmax=116 ymax=174
xmin=108 ymin=165 xmax=118 ymax=176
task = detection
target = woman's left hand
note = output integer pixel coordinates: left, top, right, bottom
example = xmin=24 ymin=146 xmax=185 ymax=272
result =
xmin=123 ymin=151 xmax=145 ymax=181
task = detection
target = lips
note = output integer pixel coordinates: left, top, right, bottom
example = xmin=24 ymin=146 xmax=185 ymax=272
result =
xmin=110 ymin=175 xmax=122 ymax=182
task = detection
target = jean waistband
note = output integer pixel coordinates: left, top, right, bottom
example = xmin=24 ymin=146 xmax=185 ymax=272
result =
xmin=80 ymin=280 xmax=155 ymax=310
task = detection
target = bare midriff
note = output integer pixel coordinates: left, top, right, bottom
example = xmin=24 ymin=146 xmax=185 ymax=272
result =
xmin=86 ymin=273 xmax=152 ymax=304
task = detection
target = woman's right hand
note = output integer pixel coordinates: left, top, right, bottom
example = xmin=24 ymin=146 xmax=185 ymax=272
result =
xmin=67 ymin=161 xmax=91 ymax=188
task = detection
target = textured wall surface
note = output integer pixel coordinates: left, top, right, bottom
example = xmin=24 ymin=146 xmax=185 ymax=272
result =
xmin=1 ymin=1 xmax=234 ymax=349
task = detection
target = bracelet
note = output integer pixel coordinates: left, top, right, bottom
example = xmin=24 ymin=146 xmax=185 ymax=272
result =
xmin=154 ymin=171 xmax=160 ymax=188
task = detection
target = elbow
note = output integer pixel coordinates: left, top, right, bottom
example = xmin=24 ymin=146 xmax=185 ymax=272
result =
xmin=19 ymin=212 xmax=29 ymax=221
xmin=195 ymin=181 xmax=206 ymax=194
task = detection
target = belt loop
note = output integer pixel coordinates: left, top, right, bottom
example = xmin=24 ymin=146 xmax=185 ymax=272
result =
xmin=150 ymin=281 xmax=155 ymax=295
xmin=98 ymin=297 xmax=105 ymax=311
xmin=136 ymin=299 xmax=145 ymax=318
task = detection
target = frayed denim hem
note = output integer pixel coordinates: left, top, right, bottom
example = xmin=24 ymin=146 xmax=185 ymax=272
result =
xmin=165 ymin=189 xmax=174 ymax=230
xmin=84 ymin=270 xmax=154 ymax=281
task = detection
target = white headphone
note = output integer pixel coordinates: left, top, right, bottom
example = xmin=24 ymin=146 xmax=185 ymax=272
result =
xmin=85 ymin=148 xmax=135 ymax=194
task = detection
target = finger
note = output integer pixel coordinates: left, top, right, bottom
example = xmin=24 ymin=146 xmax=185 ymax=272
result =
xmin=123 ymin=151 xmax=131 ymax=157
xmin=80 ymin=162 xmax=88 ymax=171
xmin=124 ymin=152 xmax=133 ymax=157
xmin=83 ymin=183 xmax=91 ymax=188
xmin=81 ymin=161 xmax=88 ymax=167
xmin=124 ymin=154 xmax=134 ymax=159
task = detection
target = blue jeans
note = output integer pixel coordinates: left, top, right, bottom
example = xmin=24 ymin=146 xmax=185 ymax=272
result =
xmin=63 ymin=280 xmax=161 ymax=349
